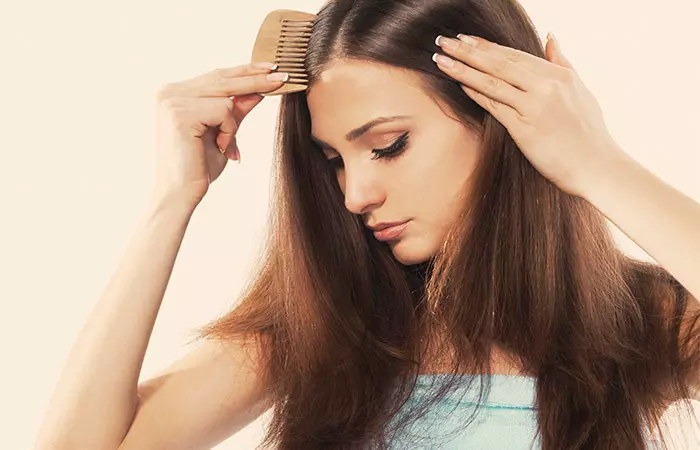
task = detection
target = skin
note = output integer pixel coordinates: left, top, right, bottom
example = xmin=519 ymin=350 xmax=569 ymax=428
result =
xmin=306 ymin=59 xmax=482 ymax=265
xmin=431 ymin=33 xmax=700 ymax=303
xmin=304 ymin=36 xmax=700 ymax=375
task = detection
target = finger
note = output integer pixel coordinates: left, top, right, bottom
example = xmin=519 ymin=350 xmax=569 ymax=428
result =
xmin=210 ymin=62 xmax=278 ymax=78
xmin=221 ymin=135 xmax=241 ymax=162
xmin=161 ymin=96 xmax=239 ymax=144
xmin=164 ymin=62 xmax=281 ymax=98
xmin=215 ymin=98 xmax=239 ymax=152
xmin=461 ymin=84 xmax=519 ymax=127
xmin=545 ymin=35 xmax=575 ymax=70
xmin=216 ymin=94 xmax=263 ymax=153
xmin=433 ymin=53 xmax=529 ymax=116
xmin=217 ymin=94 xmax=265 ymax=162
xmin=195 ymin=71 xmax=288 ymax=98
xmin=230 ymin=94 xmax=264 ymax=125
xmin=453 ymin=34 xmax=561 ymax=79
xmin=436 ymin=36 xmax=540 ymax=93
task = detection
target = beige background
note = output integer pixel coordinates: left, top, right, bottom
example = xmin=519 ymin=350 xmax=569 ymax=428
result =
xmin=1 ymin=0 xmax=698 ymax=448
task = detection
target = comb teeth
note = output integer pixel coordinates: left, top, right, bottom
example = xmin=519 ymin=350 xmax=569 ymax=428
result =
xmin=251 ymin=10 xmax=317 ymax=96
xmin=275 ymin=19 xmax=314 ymax=84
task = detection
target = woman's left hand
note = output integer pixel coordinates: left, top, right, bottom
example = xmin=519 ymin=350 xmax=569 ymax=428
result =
xmin=433 ymin=32 xmax=622 ymax=198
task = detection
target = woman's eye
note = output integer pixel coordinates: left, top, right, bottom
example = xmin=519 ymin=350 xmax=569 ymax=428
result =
xmin=371 ymin=131 xmax=409 ymax=161
xmin=325 ymin=132 xmax=410 ymax=169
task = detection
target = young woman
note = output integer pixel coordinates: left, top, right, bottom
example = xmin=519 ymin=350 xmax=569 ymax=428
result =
xmin=35 ymin=0 xmax=700 ymax=449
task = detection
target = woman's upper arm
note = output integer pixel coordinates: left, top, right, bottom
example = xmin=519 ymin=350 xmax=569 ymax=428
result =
xmin=118 ymin=337 xmax=273 ymax=450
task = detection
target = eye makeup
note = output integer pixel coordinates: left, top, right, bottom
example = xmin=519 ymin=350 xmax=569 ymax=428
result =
xmin=326 ymin=131 xmax=410 ymax=170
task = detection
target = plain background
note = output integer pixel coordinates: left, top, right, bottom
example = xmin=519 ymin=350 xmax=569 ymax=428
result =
xmin=2 ymin=0 xmax=699 ymax=448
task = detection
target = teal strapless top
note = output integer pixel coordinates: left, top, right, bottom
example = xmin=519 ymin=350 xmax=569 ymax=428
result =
xmin=386 ymin=374 xmax=541 ymax=449
xmin=386 ymin=374 xmax=660 ymax=449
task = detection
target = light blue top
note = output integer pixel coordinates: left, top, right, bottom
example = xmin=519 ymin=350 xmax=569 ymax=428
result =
xmin=386 ymin=374 xmax=659 ymax=449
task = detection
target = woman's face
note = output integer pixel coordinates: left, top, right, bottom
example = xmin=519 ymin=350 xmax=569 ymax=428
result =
xmin=306 ymin=59 xmax=482 ymax=265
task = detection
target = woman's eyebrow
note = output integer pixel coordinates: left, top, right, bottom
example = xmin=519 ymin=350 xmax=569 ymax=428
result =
xmin=310 ymin=115 xmax=411 ymax=148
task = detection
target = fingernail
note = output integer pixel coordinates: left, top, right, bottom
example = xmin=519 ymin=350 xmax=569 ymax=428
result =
xmin=432 ymin=53 xmax=454 ymax=68
xmin=435 ymin=35 xmax=457 ymax=50
xmin=456 ymin=34 xmax=477 ymax=46
xmin=253 ymin=62 xmax=278 ymax=70
xmin=267 ymin=72 xmax=289 ymax=82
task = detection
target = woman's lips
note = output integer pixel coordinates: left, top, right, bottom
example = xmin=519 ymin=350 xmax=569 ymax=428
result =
xmin=373 ymin=221 xmax=409 ymax=241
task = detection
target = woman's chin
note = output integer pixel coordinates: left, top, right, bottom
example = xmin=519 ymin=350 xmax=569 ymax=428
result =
xmin=388 ymin=237 xmax=434 ymax=266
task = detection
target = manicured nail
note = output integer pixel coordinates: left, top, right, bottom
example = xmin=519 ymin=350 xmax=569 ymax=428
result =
xmin=432 ymin=53 xmax=454 ymax=68
xmin=267 ymin=72 xmax=289 ymax=82
xmin=253 ymin=62 xmax=278 ymax=70
xmin=435 ymin=35 xmax=457 ymax=50
xmin=456 ymin=34 xmax=477 ymax=46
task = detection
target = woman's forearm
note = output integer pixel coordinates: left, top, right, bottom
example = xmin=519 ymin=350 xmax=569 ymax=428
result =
xmin=582 ymin=148 xmax=700 ymax=301
xmin=34 ymin=193 xmax=199 ymax=450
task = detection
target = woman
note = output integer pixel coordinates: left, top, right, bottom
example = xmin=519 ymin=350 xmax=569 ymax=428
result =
xmin=35 ymin=0 xmax=700 ymax=449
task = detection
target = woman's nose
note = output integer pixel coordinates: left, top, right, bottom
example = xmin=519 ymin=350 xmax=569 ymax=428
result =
xmin=341 ymin=169 xmax=385 ymax=215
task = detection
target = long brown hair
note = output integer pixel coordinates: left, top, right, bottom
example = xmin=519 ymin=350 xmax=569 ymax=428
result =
xmin=191 ymin=0 xmax=700 ymax=448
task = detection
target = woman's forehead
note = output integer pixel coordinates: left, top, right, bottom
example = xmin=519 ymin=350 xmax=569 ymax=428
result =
xmin=306 ymin=61 xmax=433 ymax=139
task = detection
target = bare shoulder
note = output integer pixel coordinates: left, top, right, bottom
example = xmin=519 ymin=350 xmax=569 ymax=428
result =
xmin=119 ymin=336 xmax=273 ymax=450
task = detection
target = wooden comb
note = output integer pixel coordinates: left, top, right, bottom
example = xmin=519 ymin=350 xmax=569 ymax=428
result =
xmin=251 ymin=9 xmax=317 ymax=96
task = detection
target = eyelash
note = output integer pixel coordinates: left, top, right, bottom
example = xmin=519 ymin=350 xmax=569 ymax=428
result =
xmin=327 ymin=132 xmax=410 ymax=170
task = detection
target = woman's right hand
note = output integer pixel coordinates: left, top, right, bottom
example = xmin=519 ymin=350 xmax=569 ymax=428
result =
xmin=153 ymin=62 xmax=288 ymax=207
